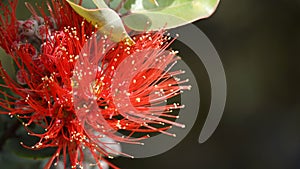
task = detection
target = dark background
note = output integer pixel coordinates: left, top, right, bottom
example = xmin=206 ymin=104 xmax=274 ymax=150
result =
xmin=115 ymin=0 xmax=300 ymax=169
xmin=1 ymin=0 xmax=300 ymax=169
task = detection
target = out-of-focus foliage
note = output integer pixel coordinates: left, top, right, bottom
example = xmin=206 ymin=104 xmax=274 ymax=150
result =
xmin=122 ymin=0 xmax=220 ymax=31
xmin=0 ymin=149 xmax=44 ymax=169
xmin=1 ymin=0 xmax=299 ymax=169
xmin=67 ymin=0 xmax=134 ymax=43
xmin=69 ymin=0 xmax=220 ymax=32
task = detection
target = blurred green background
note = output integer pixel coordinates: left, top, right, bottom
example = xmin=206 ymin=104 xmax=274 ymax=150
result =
xmin=116 ymin=0 xmax=300 ymax=169
xmin=0 ymin=0 xmax=300 ymax=169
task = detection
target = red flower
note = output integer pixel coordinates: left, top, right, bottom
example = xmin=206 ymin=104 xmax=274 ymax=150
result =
xmin=0 ymin=0 xmax=190 ymax=168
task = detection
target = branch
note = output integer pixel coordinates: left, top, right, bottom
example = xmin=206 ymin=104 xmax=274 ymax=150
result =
xmin=115 ymin=0 xmax=126 ymax=13
xmin=105 ymin=0 xmax=111 ymax=7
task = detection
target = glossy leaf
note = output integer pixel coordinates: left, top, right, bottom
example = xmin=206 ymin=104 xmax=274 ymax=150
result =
xmin=66 ymin=0 xmax=134 ymax=44
xmin=122 ymin=0 xmax=220 ymax=31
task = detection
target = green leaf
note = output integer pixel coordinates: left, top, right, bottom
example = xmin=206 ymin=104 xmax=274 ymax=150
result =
xmin=92 ymin=0 xmax=110 ymax=8
xmin=66 ymin=0 xmax=134 ymax=45
xmin=124 ymin=0 xmax=136 ymax=10
xmin=122 ymin=0 xmax=220 ymax=31
xmin=105 ymin=0 xmax=129 ymax=15
xmin=149 ymin=0 xmax=159 ymax=6
xmin=75 ymin=0 xmax=99 ymax=8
